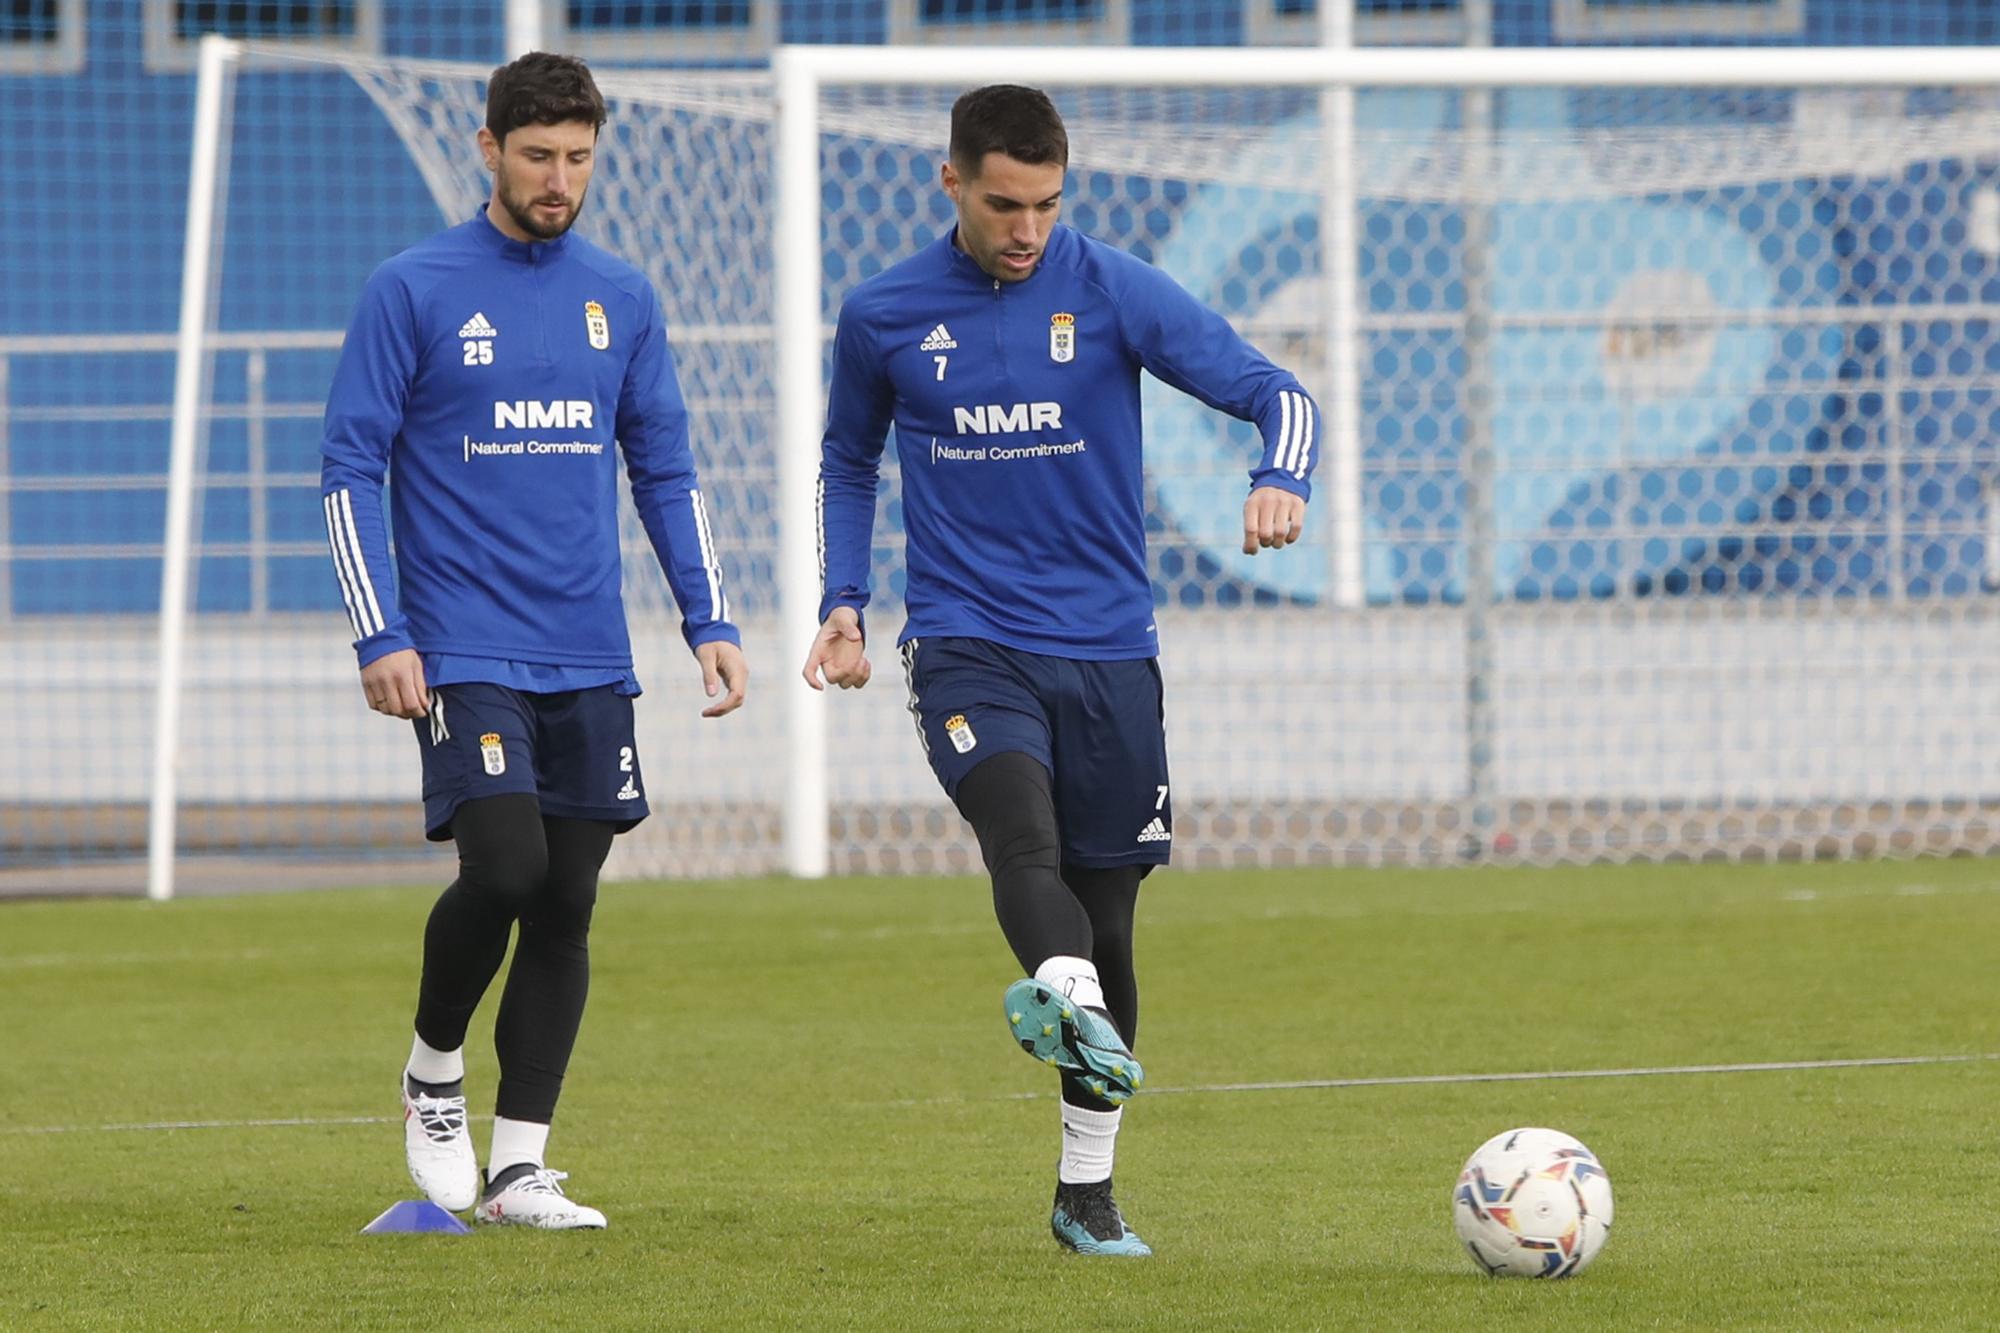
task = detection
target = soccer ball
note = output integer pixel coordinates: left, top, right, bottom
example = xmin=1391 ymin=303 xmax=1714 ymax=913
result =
xmin=1452 ymin=1127 xmax=1613 ymax=1278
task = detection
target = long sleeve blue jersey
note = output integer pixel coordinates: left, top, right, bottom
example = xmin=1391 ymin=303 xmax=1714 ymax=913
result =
xmin=320 ymin=211 xmax=737 ymax=686
xmin=818 ymin=224 xmax=1319 ymax=660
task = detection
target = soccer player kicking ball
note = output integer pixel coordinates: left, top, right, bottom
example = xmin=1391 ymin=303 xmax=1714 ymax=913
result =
xmin=802 ymin=85 xmax=1317 ymax=1256
xmin=321 ymin=52 xmax=747 ymax=1229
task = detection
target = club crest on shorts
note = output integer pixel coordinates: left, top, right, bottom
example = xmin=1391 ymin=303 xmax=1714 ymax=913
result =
xmin=478 ymin=732 xmax=506 ymax=776
xmin=1049 ymin=312 xmax=1075 ymax=364
xmin=584 ymin=300 xmax=610 ymax=351
xmin=944 ymin=713 xmax=978 ymax=754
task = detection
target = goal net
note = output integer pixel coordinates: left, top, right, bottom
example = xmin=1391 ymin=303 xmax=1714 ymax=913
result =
xmin=115 ymin=44 xmax=2000 ymax=889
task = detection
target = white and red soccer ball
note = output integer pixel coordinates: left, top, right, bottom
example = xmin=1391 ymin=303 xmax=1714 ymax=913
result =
xmin=1452 ymin=1127 xmax=1614 ymax=1278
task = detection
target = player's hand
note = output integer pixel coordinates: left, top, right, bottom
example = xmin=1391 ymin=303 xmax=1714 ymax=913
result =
xmin=1243 ymin=485 xmax=1307 ymax=555
xmin=359 ymin=648 xmax=430 ymax=720
xmin=698 ymin=640 xmax=748 ymax=718
xmin=802 ymin=607 xmax=871 ymax=691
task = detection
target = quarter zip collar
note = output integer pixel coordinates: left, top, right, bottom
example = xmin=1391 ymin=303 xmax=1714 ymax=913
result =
xmin=472 ymin=207 xmax=575 ymax=265
xmin=939 ymin=227 xmax=986 ymax=286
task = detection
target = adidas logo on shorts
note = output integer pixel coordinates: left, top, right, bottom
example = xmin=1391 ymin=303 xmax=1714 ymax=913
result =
xmin=1135 ymin=817 xmax=1171 ymax=844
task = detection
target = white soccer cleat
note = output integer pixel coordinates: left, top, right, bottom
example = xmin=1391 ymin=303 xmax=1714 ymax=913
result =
xmin=475 ymin=1165 xmax=608 ymax=1230
xmin=401 ymin=1076 xmax=479 ymax=1213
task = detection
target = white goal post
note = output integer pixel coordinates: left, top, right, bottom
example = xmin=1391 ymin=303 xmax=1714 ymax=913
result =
xmin=151 ymin=33 xmax=240 ymax=899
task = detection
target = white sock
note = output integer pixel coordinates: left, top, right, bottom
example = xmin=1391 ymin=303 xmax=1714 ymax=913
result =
xmin=489 ymin=1117 xmax=550 ymax=1176
xmin=405 ymin=1032 xmax=463 ymax=1086
xmin=1059 ymin=1102 xmax=1122 ymax=1184
xmin=1034 ymin=955 xmax=1106 ymax=1012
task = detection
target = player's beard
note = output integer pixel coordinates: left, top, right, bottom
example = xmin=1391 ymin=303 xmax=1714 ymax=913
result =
xmin=497 ymin=170 xmax=586 ymax=241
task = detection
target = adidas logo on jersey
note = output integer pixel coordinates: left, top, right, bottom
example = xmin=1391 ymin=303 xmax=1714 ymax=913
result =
xmin=1135 ymin=818 xmax=1171 ymax=843
xmin=458 ymin=312 xmax=499 ymax=339
xmin=919 ymin=323 xmax=957 ymax=351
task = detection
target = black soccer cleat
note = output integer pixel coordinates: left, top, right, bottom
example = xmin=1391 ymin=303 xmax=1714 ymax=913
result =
xmin=1050 ymin=1178 xmax=1152 ymax=1256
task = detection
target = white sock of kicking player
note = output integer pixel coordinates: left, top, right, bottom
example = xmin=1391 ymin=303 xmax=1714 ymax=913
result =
xmin=489 ymin=1117 xmax=550 ymax=1178
xmin=406 ymin=1032 xmax=464 ymax=1086
xmin=1059 ymin=1102 xmax=1122 ymax=1185
xmin=1034 ymin=955 xmax=1107 ymax=1012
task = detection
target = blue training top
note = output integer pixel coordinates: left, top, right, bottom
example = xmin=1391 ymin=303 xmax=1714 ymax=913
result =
xmin=818 ymin=224 xmax=1319 ymax=660
xmin=320 ymin=210 xmax=738 ymax=694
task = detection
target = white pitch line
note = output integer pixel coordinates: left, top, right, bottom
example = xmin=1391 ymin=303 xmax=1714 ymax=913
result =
xmin=9 ymin=1055 xmax=1994 ymax=1131
xmin=2 ymin=1114 xmax=416 ymax=1137
xmin=1053 ymin=1053 xmax=2000 ymax=1100
xmin=0 ymin=948 xmax=277 ymax=970
xmin=973 ymin=1052 xmax=2000 ymax=1103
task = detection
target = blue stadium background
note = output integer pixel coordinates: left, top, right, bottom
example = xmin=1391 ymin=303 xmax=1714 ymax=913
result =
xmin=4 ymin=0 xmax=1999 ymax=619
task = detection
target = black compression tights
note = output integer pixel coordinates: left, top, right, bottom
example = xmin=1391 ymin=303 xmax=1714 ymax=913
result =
xmin=954 ymin=752 xmax=1148 ymax=1110
xmin=412 ymin=793 xmax=614 ymax=1123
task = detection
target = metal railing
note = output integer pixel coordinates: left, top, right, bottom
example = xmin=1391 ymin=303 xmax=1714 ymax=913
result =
xmin=0 ymin=330 xmax=343 ymax=622
xmin=7 ymin=299 xmax=2000 ymax=623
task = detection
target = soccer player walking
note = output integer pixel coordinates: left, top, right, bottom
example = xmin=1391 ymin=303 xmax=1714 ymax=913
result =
xmin=801 ymin=85 xmax=1317 ymax=1255
xmin=321 ymin=52 xmax=747 ymax=1229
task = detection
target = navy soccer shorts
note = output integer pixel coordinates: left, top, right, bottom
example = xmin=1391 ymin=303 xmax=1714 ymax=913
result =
xmin=900 ymin=636 xmax=1172 ymax=868
xmin=412 ymin=682 xmax=649 ymax=841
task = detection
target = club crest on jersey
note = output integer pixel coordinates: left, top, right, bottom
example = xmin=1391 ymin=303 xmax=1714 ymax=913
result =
xmin=1049 ymin=312 xmax=1075 ymax=364
xmin=944 ymin=713 xmax=978 ymax=754
xmin=584 ymin=300 xmax=610 ymax=351
xmin=479 ymin=732 xmax=506 ymax=776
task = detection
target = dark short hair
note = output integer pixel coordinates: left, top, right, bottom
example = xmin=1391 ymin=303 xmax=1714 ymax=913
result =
xmin=949 ymin=84 xmax=1068 ymax=177
xmin=486 ymin=51 xmax=607 ymax=143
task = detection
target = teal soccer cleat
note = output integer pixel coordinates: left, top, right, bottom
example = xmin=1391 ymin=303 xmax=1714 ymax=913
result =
xmin=1050 ymin=1179 xmax=1152 ymax=1257
xmin=1002 ymin=978 xmax=1144 ymax=1104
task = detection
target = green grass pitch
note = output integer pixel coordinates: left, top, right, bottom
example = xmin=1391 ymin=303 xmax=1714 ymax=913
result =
xmin=4 ymin=858 xmax=1996 ymax=1329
